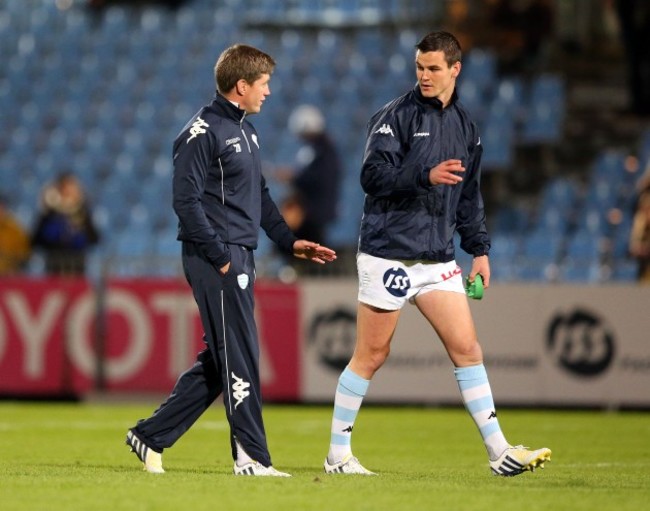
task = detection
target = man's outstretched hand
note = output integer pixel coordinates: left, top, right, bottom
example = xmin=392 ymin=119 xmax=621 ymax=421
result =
xmin=292 ymin=240 xmax=337 ymax=264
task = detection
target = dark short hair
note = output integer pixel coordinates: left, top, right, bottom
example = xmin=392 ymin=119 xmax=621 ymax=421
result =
xmin=214 ymin=44 xmax=275 ymax=94
xmin=415 ymin=31 xmax=462 ymax=67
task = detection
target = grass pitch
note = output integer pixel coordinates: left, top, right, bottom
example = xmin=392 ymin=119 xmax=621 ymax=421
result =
xmin=0 ymin=402 xmax=648 ymax=511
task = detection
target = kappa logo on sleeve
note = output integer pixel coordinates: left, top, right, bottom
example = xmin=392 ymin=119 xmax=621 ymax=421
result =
xmin=374 ymin=123 xmax=395 ymax=136
xmin=186 ymin=116 xmax=209 ymax=143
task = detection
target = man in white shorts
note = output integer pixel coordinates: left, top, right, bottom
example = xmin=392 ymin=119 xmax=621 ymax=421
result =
xmin=323 ymin=31 xmax=551 ymax=477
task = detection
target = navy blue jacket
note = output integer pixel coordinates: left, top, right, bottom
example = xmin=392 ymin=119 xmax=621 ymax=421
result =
xmin=172 ymin=94 xmax=298 ymax=268
xmin=358 ymin=86 xmax=490 ymax=262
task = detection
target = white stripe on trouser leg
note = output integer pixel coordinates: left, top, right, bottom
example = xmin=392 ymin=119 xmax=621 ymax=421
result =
xmin=220 ymin=290 xmax=233 ymax=416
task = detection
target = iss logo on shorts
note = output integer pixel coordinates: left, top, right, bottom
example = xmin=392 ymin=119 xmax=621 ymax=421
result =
xmin=383 ymin=266 xmax=410 ymax=297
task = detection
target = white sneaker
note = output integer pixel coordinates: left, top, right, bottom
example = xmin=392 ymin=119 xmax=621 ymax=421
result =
xmin=125 ymin=429 xmax=165 ymax=474
xmin=490 ymin=445 xmax=552 ymax=476
xmin=324 ymin=454 xmax=376 ymax=475
xmin=233 ymin=461 xmax=292 ymax=477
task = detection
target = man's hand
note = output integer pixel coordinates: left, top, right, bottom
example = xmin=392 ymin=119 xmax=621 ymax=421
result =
xmin=468 ymin=254 xmax=490 ymax=289
xmin=219 ymin=262 xmax=231 ymax=275
xmin=292 ymin=240 xmax=337 ymax=264
xmin=428 ymin=159 xmax=465 ymax=186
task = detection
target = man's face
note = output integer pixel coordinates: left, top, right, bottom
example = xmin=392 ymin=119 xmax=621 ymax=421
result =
xmin=415 ymin=50 xmax=460 ymax=102
xmin=239 ymin=73 xmax=271 ymax=114
xmin=59 ymin=178 xmax=83 ymax=207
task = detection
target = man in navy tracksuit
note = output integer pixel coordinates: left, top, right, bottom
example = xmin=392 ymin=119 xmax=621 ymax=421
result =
xmin=323 ymin=32 xmax=551 ymax=477
xmin=125 ymin=44 xmax=336 ymax=477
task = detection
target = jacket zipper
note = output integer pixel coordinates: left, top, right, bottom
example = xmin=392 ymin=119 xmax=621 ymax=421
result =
xmin=239 ymin=115 xmax=252 ymax=153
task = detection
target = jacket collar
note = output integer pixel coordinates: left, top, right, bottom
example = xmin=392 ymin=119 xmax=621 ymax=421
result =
xmin=212 ymin=92 xmax=247 ymax=123
xmin=413 ymin=85 xmax=458 ymax=110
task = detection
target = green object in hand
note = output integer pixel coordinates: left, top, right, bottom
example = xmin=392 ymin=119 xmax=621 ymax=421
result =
xmin=465 ymin=274 xmax=483 ymax=300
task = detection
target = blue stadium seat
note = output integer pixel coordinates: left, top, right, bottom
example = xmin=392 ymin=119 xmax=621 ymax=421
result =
xmin=515 ymin=260 xmax=557 ymax=282
xmin=154 ymin=233 xmax=181 ymax=258
xmin=482 ymin=130 xmax=514 ymax=170
xmin=489 ymin=233 xmax=521 ymax=262
xmin=612 ymin=259 xmax=638 ymax=282
xmin=491 ymin=204 xmax=531 ymax=234
xmin=457 ymin=78 xmax=486 ymax=124
xmin=610 ymin=215 xmax=633 ymax=259
xmin=539 ymin=177 xmax=579 ymax=211
xmin=490 ymin=264 xmax=518 ymax=282
xmin=575 ymin=206 xmax=610 ymax=236
xmin=583 ymin=177 xmax=618 ymax=211
xmin=560 ymin=259 xmax=603 ymax=283
xmin=591 ymin=149 xmax=626 ymax=180
xmin=564 ymin=230 xmax=602 ymax=262
xmin=112 ymin=229 xmax=154 ymax=260
xmin=461 ymin=49 xmax=497 ymax=97
xmin=100 ymin=4 xmax=130 ymax=37
xmin=533 ymin=207 xmax=569 ymax=234
xmin=521 ymin=230 xmax=562 ymax=263
xmin=520 ymin=74 xmax=565 ymax=144
xmin=481 ymin=107 xmax=515 ymax=170
xmin=494 ymin=77 xmax=525 ymax=119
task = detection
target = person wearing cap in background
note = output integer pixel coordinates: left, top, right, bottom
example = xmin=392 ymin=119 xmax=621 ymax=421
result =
xmin=31 ymin=172 xmax=99 ymax=276
xmin=275 ymin=104 xmax=342 ymax=251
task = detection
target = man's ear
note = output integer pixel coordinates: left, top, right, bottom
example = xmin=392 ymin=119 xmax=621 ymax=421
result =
xmin=452 ymin=61 xmax=461 ymax=78
xmin=235 ymin=79 xmax=248 ymax=96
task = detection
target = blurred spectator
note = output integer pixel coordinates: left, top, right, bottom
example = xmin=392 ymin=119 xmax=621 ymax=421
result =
xmin=442 ymin=0 xmax=479 ymax=52
xmin=614 ymin=0 xmax=650 ymax=116
xmin=486 ymin=0 xmax=556 ymax=75
xmin=31 ymin=172 xmax=100 ymax=276
xmin=0 ymin=194 xmax=31 ymax=275
xmin=629 ymin=189 xmax=650 ymax=283
xmin=276 ymin=104 xmax=342 ymax=246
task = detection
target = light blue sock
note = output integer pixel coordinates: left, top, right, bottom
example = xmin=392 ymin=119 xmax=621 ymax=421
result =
xmin=455 ymin=364 xmax=509 ymax=460
xmin=328 ymin=366 xmax=370 ymax=463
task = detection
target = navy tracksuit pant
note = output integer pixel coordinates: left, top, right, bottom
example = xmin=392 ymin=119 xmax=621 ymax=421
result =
xmin=133 ymin=241 xmax=271 ymax=467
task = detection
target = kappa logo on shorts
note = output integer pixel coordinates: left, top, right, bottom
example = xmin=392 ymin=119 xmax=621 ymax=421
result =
xmin=382 ymin=267 xmax=410 ymax=297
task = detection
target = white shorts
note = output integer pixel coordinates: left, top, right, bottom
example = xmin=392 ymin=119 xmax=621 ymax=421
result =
xmin=357 ymin=252 xmax=466 ymax=310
